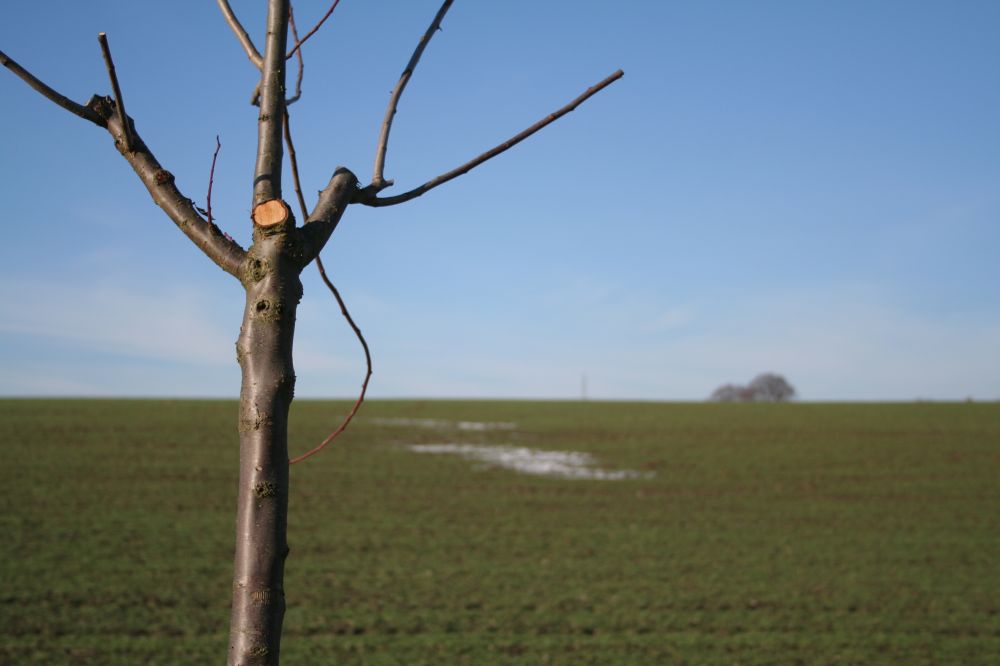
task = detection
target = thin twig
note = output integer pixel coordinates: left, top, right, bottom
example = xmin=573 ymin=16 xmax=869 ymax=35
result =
xmin=359 ymin=69 xmax=625 ymax=207
xmin=286 ymin=0 xmax=341 ymax=60
xmin=289 ymin=257 xmax=373 ymax=466
xmin=216 ymin=0 xmax=264 ymax=68
xmin=0 ymin=49 xmax=105 ymax=126
xmin=283 ymin=109 xmax=372 ymax=466
xmin=285 ymin=4 xmax=305 ymax=105
xmin=207 ymin=136 xmax=222 ymax=225
xmin=283 ymin=109 xmax=310 ymax=220
xmin=371 ymin=0 xmax=454 ymax=191
xmin=97 ymin=33 xmax=134 ymax=152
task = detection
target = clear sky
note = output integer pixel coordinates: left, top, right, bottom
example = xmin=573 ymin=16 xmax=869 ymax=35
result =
xmin=1 ymin=1 xmax=998 ymax=401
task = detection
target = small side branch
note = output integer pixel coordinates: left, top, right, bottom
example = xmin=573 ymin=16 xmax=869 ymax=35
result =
xmin=357 ymin=69 xmax=625 ymax=207
xmin=283 ymin=110 xmax=356 ymax=263
xmin=217 ymin=0 xmax=264 ymax=69
xmin=282 ymin=110 xmax=371 ymax=466
xmin=0 ymin=49 xmax=105 ymax=126
xmin=283 ymin=110 xmax=309 ymax=221
xmin=286 ymin=0 xmax=341 ymax=60
xmin=3 ymin=48 xmax=244 ymax=276
xmin=207 ymin=136 xmax=222 ymax=225
xmin=285 ymin=5 xmax=305 ymax=105
xmin=79 ymin=96 xmax=247 ymax=277
xmin=288 ymin=263 xmax=372 ymax=466
xmin=97 ymin=32 xmax=134 ymax=152
xmin=370 ymin=0 xmax=454 ymax=191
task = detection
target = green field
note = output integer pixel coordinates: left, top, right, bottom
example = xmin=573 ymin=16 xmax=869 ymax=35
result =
xmin=1 ymin=399 xmax=998 ymax=664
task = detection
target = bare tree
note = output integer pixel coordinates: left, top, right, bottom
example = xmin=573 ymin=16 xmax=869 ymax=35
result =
xmin=710 ymin=373 xmax=796 ymax=402
xmin=1 ymin=2 xmax=621 ymax=663
xmin=709 ymin=383 xmax=748 ymax=402
xmin=747 ymin=372 xmax=796 ymax=402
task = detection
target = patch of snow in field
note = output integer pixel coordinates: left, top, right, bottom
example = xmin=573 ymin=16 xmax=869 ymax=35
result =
xmin=372 ymin=417 xmax=517 ymax=431
xmin=409 ymin=444 xmax=652 ymax=481
xmin=455 ymin=420 xmax=518 ymax=431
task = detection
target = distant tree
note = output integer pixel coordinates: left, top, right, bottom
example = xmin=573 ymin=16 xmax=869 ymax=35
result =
xmin=710 ymin=373 xmax=796 ymax=402
xmin=709 ymin=383 xmax=745 ymax=402
xmin=747 ymin=373 xmax=796 ymax=401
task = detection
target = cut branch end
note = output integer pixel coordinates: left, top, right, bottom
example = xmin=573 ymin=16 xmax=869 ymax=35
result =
xmin=252 ymin=199 xmax=290 ymax=228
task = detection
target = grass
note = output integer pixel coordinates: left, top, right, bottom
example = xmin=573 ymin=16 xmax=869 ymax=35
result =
xmin=1 ymin=399 xmax=998 ymax=664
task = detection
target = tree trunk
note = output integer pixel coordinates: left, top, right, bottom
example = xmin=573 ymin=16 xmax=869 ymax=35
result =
xmin=228 ymin=219 xmax=302 ymax=665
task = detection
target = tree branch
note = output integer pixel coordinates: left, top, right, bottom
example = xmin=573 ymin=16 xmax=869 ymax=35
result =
xmin=251 ymin=0 xmax=337 ymax=107
xmin=284 ymin=5 xmax=305 ymax=105
xmin=3 ymin=46 xmax=244 ymax=275
xmin=283 ymin=109 xmax=309 ymax=222
xmin=282 ymin=109 xmax=371 ymax=466
xmin=288 ymin=260 xmax=372 ymax=465
xmin=216 ymin=0 xmax=264 ymax=69
xmin=97 ymin=33 xmax=134 ymax=153
xmin=357 ymin=69 xmax=625 ymax=207
xmin=253 ymin=0 xmax=290 ymax=209
xmin=206 ymin=136 xmax=222 ymax=226
xmin=79 ymin=96 xmax=247 ymax=277
xmin=0 ymin=49 xmax=105 ymax=126
xmin=285 ymin=0 xmax=341 ymax=61
xmin=370 ymin=0 xmax=454 ymax=192
xmin=282 ymin=110 xmax=356 ymax=264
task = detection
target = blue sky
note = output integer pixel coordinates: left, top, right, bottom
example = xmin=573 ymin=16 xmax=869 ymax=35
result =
xmin=1 ymin=1 xmax=998 ymax=401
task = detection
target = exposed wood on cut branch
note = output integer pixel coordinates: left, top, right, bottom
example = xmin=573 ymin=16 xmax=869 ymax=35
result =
xmin=371 ymin=0 xmax=454 ymax=192
xmin=253 ymin=0 xmax=290 ymax=206
xmin=216 ymin=0 xmax=263 ymax=68
xmin=0 ymin=49 xmax=105 ymax=126
xmin=357 ymin=68 xmax=625 ymax=207
xmin=97 ymin=33 xmax=134 ymax=153
xmin=252 ymin=199 xmax=290 ymax=227
xmin=286 ymin=0 xmax=341 ymax=60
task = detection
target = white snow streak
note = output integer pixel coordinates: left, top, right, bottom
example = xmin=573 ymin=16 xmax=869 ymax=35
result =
xmin=409 ymin=444 xmax=652 ymax=481
xmin=372 ymin=417 xmax=518 ymax=431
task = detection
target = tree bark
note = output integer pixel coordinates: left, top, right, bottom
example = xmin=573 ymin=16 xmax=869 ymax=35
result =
xmin=227 ymin=167 xmax=355 ymax=665
xmin=229 ymin=219 xmax=299 ymax=665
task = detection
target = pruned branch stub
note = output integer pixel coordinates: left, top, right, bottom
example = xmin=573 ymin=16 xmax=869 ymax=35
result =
xmin=252 ymin=199 xmax=290 ymax=227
